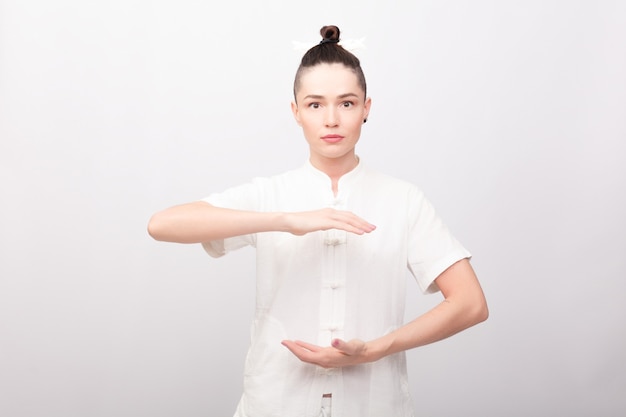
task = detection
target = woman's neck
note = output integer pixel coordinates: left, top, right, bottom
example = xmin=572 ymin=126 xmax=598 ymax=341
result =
xmin=309 ymin=153 xmax=360 ymax=195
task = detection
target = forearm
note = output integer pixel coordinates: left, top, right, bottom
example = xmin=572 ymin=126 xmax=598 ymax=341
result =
xmin=282 ymin=291 xmax=487 ymax=369
xmin=148 ymin=202 xmax=376 ymax=243
xmin=366 ymin=259 xmax=488 ymax=362
xmin=147 ymin=201 xmax=288 ymax=243
xmin=366 ymin=296 xmax=488 ymax=361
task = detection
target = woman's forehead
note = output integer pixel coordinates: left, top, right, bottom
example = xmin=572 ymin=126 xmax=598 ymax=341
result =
xmin=297 ymin=63 xmax=363 ymax=97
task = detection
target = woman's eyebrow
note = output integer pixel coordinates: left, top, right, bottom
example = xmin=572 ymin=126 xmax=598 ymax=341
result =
xmin=302 ymin=94 xmax=325 ymax=100
xmin=302 ymin=93 xmax=360 ymax=100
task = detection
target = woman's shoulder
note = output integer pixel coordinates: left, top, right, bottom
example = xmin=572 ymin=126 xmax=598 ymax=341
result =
xmin=361 ymin=165 xmax=424 ymax=195
xmin=251 ymin=163 xmax=312 ymax=185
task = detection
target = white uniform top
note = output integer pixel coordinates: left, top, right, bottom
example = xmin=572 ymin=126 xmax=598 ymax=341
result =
xmin=202 ymin=160 xmax=471 ymax=417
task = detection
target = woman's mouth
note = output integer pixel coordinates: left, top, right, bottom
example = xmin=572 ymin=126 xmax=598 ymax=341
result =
xmin=321 ymin=134 xmax=344 ymax=143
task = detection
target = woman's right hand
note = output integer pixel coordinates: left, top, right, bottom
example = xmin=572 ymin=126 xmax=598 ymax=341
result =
xmin=282 ymin=208 xmax=376 ymax=236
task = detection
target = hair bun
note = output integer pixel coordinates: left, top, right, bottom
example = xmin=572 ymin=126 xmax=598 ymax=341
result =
xmin=320 ymin=25 xmax=340 ymax=43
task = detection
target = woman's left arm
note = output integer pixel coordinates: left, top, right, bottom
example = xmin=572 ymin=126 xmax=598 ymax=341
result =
xmin=282 ymin=258 xmax=488 ymax=368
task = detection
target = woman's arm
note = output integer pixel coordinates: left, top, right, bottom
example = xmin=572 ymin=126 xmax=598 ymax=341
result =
xmin=366 ymin=258 xmax=488 ymax=359
xmin=147 ymin=201 xmax=376 ymax=243
xmin=281 ymin=258 xmax=488 ymax=367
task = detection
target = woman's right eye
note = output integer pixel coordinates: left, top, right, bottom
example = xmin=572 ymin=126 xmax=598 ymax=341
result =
xmin=308 ymin=103 xmax=320 ymax=109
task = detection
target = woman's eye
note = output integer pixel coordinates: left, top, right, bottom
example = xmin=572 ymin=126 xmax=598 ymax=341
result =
xmin=342 ymin=101 xmax=354 ymax=108
xmin=308 ymin=103 xmax=320 ymax=109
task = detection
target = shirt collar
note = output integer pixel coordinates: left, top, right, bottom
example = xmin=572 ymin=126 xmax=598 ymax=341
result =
xmin=303 ymin=157 xmax=365 ymax=193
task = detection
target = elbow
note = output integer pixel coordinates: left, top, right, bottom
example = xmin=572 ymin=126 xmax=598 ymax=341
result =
xmin=476 ymin=300 xmax=489 ymax=324
xmin=471 ymin=296 xmax=489 ymax=325
xmin=147 ymin=212 xmax=167 ymax=241
xmin=456 ymin=293 xmax=488 ymax=328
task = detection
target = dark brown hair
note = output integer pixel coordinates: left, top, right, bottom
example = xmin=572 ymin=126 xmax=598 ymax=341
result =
xmin=293 ymin=25 xmax=367 ymax=100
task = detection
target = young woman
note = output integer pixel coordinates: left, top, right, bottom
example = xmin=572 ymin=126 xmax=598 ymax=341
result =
xmin=148 ymin=25 xmax=488 ymax=417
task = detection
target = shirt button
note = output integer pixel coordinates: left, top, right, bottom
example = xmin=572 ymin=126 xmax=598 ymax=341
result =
xmin=317 ymin=367 xmax=337 ymax=376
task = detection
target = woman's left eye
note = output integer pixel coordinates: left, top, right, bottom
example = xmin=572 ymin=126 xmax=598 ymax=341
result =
xmin=341 ymin=101 xmax=354 ymax=108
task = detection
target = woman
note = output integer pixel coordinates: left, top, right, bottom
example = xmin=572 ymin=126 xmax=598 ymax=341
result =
xmin=148 ymin=25 xmax=488 ymax=417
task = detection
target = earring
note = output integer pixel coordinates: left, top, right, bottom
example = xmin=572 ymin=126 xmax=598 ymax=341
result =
xmin=363 ymin=118 xmax=367 ymax=123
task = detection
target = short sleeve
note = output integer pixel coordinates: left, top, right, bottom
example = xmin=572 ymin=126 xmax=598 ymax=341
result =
xmin=200 ymin=180 xmax=264 ymax=257
xmin=406 ymin=187 xmax=471 ymax=294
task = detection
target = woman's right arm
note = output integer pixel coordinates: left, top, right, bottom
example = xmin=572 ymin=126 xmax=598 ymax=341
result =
xmin=147 ymin=201 xmax=376 ymax=244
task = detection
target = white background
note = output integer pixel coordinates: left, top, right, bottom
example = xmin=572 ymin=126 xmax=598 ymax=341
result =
xmin=1 ymin=1 xmax=625 ymax=416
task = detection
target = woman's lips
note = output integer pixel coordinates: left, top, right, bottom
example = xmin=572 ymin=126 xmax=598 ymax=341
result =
xmin=321 ymin=134 xmax=344 ymax=143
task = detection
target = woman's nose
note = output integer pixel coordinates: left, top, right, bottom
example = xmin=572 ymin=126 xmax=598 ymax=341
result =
xmin=324 ymin=108 xmax=339 ymax=127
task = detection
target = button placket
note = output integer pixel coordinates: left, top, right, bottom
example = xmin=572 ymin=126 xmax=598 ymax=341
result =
xmin=318 ymin=194 xmax=348 ymax=346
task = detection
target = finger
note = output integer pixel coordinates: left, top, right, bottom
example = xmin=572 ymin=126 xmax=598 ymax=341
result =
xmin=340 ymin=212 xmax=376 ymax=233
xmin=331 ymin=338 xmax=353 ymax=354
xmin=331 ymin=214 xmax=376 ymax=234
xmin=332 ymin=338 xmax=365 ymax=356
xmin=340 ymin=221 xmax=376 ymax=235
xmin=281 ymin=341 xmax=321 ymax=364
xmin=281 ymin=340 xmax=300 ymax=356
xmin=292 ymin=340 xmax=323 ymax=352
xmin=281 ymin=340 xmax=320 ymax=354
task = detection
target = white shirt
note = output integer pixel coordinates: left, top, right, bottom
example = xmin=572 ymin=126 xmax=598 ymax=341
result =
xmin=202 ymin=160 xmax=471 ymax=417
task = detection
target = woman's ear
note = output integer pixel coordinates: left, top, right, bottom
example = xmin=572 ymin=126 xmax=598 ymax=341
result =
xmin=291 ymin=101 xmax=302 ymax=126
xmin=363 ymin=97 xmax=372 ymax=123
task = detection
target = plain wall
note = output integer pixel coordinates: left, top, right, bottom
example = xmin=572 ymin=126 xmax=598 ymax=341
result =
xmin=1 ymin=1 xmax=625 ymax=416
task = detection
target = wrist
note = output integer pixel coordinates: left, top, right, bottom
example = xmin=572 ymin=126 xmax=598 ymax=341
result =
xmin=364 ymin=337 xmax=392 ymax=363
xmin=275 ymin=212 xmax=293 ymax=233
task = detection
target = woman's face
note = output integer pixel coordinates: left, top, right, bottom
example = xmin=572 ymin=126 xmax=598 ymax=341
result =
xmin=291 ymin=63 xmax=371 ymax=171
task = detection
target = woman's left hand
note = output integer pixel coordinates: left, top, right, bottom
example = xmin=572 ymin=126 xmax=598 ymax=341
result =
xmin=281 ymin=338 xmax=369 ymax=368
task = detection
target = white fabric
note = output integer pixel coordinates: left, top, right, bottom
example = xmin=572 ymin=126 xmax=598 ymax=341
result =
xmin=201 ymin=160 xmax=471 ymax=417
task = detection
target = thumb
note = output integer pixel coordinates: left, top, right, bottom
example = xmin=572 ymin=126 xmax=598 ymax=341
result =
xmin=331 ymin=338 xmax=361 ymax=355
xmin=331 ymin=338 xmax=348 ymax=351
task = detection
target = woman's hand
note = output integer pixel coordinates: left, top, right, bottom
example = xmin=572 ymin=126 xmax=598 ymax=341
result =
xmin=283 ymin=208 xmax=376 ymax=236
xmin=281 ymin=338 xmax=370 ymax=368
